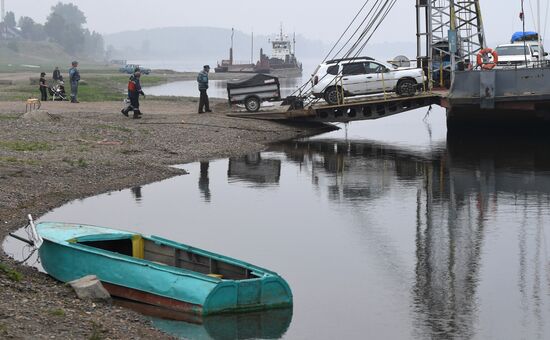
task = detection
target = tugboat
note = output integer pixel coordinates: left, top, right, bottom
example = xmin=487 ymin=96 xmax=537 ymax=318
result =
xmin=258 ymin=26 xmax=303 ymax=76
xmin=215 ymin=27 xmax=302 ymax=76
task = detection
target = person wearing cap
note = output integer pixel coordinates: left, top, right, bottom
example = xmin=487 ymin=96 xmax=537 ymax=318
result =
xmin=197 ymin=65 xmax=212 ymax=113
xmin=121 ymin=68 xmax=145 ymax=119
xmin=69 ymin=61 xmax=81 ymax=103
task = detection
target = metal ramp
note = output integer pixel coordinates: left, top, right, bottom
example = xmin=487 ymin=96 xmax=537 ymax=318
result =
xmin=227 ymin=91 xmax=445 ymax=123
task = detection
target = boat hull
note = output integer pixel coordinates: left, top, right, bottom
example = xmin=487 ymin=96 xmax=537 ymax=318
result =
xmin=37 ymin=223 xmax=293 ymax=316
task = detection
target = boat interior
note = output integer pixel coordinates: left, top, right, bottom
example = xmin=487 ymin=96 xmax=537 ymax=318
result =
xmin=77 ymin=234 xmax=260 ymax=280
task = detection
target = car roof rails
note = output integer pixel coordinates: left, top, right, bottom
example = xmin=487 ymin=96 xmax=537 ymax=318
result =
xmin=326 ymin=56 xmax=375 ymax=64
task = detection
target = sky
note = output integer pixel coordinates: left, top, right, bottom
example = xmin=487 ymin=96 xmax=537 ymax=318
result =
xmin=3 ymin=0 xmax=549 ymax=46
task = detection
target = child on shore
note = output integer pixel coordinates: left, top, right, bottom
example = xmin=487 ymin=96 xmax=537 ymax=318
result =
xmin=39 ymin=72 xmax=48 ymax=101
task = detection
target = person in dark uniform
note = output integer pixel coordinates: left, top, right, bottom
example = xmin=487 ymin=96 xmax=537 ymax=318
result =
xmin=197 ymin=65 xmax=212 ymax=113
xmin=52 ymin=67 xmax=61 ymax=81
xmin=39 ymin=72 xmax=48 ymax=101
xmin=121 ymin=69 xmax=145 ymax=119
xmin=69 ymin=61 xmax=80 ymax=103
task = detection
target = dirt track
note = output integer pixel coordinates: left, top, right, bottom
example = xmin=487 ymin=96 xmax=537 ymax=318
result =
xmin=0 ymin=98 xmax=332 ymax=339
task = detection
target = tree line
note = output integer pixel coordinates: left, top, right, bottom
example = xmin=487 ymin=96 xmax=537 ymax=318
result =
xmin=3 ymin=2 xmax=104 ymax=59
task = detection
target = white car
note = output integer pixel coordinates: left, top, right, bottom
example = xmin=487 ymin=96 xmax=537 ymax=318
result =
xmin=311 ymin=57 xmax=425 ymax=105
xmin=495 ymin=42 xmax=547 ymax=68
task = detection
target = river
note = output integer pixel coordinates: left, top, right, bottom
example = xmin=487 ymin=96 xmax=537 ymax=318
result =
xmin=138 ymin=58 xmax=318 ymax=99
xmin=4 ymin=104 xmax=550 ymax=339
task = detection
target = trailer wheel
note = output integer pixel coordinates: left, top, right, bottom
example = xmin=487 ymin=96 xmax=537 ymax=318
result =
xmin=245 ymin=96 xmax=261 ymax=112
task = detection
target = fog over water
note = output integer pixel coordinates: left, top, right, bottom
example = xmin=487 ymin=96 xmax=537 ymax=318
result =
xmin=5 ymin=0 xmax=546 ymax=46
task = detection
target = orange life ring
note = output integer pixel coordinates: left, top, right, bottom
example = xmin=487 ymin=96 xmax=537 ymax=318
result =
xmin=476 ymin=48 xmax=499 ymax=70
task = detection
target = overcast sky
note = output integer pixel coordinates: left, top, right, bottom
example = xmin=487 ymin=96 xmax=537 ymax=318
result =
xmin=3 ymin=0 xmax=548 ymax=45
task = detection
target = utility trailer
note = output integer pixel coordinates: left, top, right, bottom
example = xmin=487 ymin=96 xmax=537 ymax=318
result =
xmin=227 ymin=74 xmax=281 ymax=112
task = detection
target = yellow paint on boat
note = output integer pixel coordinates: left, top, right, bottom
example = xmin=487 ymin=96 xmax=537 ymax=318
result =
xmin=132 ymin=234 xmax=144 ymax=259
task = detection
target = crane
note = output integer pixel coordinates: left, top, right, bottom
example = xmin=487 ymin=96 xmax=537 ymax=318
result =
xmin=416 ymin=0 xmax=486 ymax=87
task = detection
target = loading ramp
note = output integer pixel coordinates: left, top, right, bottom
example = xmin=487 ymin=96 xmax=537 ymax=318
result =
xmin=227 ymin=91 xmax=446 ymax=123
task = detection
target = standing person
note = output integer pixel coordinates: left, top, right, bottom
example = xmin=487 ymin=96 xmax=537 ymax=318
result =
xmin=39 ymin=72 xmax=48 ymax=101
xmin=52 ymin=67 xmax=61 ymax=82
xmin=197 ymin=65 xmax=212 ymax=113
xmin=69 ymin=61 xmax=80 ymax=103
xmin=121 ymin=69 xmax=145 ymax=119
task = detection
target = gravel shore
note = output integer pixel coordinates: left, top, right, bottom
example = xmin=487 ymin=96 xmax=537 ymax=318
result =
xmin=0 ymin=98 xmax=333 ymax=339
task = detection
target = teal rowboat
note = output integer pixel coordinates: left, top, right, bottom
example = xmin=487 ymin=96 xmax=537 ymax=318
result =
xmin=36 ymin=222 xmax=293 ymax=315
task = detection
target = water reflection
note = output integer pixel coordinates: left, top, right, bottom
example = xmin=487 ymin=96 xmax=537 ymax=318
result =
xmin=5 ymin=125 xmax=550 ymax=339
xmin=131 ymin=186 xmax=143 ymax=203
xmin=199 ymin=162 xmax=212 ymax=202
xmin=265 ymin=133 xmax=550 ymax=339
xmin=228 ymin=154 xmax=281 ymax=186
xmin=116 ymin=300 xmax=292 ymax=340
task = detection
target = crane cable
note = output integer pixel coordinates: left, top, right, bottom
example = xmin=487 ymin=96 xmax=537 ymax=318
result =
xmin=297 ymin=0 xmax=398 ymax=105
xmin=288 ymin=0 xmax=373 ymax=98
xmin=321 ymin=0 xmax=372 ymax=63
xmin=289 ymin=0 xmax=398 ymax=99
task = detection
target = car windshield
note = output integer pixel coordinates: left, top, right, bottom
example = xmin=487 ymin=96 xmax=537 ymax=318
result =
xmin=378 ymin=61 xmax=397 ymax=69
xmin=496 ymin=45 xmax=530 ymax=56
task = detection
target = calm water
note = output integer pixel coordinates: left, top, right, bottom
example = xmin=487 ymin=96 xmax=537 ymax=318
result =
xmin=4 ymin=107 xmax=550 ymax=339
xmin=144 ymin=77 xmax=306 ymax=99
xmin=142 ymin=58 xmax=318 ymax=99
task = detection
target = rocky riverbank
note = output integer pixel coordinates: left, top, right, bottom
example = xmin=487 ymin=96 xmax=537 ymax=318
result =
xmin=0 ymin=98 xmax=333 ymax=339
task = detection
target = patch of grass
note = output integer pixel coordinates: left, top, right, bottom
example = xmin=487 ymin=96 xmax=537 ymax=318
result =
xmin=49 ymin=308 xmax=66 ymax=317
xmin=62 ymin=157 xmax=88 ymax=168
xmin=120 ymin=149 xmax=140 ymax=155
xmin=0 ymin=141 xmax=53 ymax=152
xmin=96 ymin=124 xmax=132 ymax=133
xmin=0 ymin=71 xmax=171 ymax=102
xmin=0 ymin=262 xmax=23 ymax=282
xmin=89 ymin=322 xmax=103 ymax=340
xmin=0 ymin=114 xmax=20 ymax=120
xmin=77 ymin=158 xmax=88 ymax=167
xmin=0 ymin=156 xmax=39 ymax=165
xmin=0 ymin=322 xmax=7 ymax=335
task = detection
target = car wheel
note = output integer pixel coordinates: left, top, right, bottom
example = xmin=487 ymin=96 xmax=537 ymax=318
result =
xmin=397 ymin=79 xmax=416 ymax=97
xmin=245 ymin=96 xmax=261 ymax=112
xmin=324 ymin=87 xmax=341 ymax=105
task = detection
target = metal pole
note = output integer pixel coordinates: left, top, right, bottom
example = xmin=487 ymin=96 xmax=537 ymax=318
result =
xmin=251 ymin=30 xmax=254 ymax=64
xmin=416 ymin=0 xmax=421 ymax=59
xmin=522 ymin=0 xmax=529 ymax=66
xmin=537 ymin=0 xmax=542 ymax=55
xmin=427 ymin=0 xmax=434 ymax=89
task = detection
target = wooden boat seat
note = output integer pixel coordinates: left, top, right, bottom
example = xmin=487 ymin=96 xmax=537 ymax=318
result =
xmin=79 ymin=235 xmax=257 ymax=281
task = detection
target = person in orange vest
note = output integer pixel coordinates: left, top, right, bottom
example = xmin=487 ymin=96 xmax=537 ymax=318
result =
xmin=121 ymin=68 xmax=145 ymax=119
